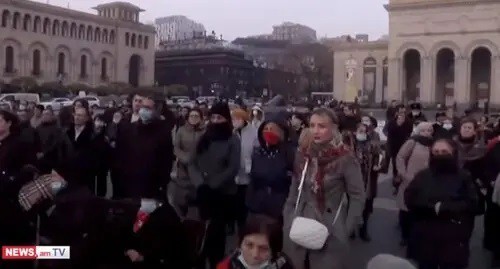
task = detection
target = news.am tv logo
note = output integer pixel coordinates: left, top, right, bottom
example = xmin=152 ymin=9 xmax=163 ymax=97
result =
xmin=2 ymin=246 xmax=70 ymax=260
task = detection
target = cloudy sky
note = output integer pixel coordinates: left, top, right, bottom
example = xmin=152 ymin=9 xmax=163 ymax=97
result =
xmin=35 ymin=0 xmax=389 ymax=41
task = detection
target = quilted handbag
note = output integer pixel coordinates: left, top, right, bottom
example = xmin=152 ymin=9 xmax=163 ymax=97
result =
xmin=289 ymin=159 xmax=346 ymax=250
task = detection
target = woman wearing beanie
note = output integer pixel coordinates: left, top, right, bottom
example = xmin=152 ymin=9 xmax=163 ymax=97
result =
xmin=230 ymin=108 xmax=259 ymax=232
xmin=191 ymin=102 xmax=241 ymax=269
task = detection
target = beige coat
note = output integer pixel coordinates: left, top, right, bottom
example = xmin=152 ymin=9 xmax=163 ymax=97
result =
xmin=395 ymin=139 xmax=431 ymax=211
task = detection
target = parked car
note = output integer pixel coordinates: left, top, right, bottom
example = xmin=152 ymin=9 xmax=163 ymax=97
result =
xmin=0 ymin=93 xmax=40 ymax=104
xmin=40 ymin=98 xmax=73 ymax=110
xmin=75 ymin=96 xmax=101 ymax=108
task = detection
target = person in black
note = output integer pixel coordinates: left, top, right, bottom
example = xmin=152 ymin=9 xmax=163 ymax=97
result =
xmin=65 ymin=105 xmax=96 ymax=191
xmin=386 ymin=112 xmax=414 ymax=179
xmin=339 ymin=104 xmax=361 ymax=133
xmin=92 ymin=115 xmax=111 ymax=197
xmin=114 ymin=95 xmax=174 ymax=200
xmin=0 ymin=110 xmax=37 ymax=269
xmin=405 ymin=139 xmax=478 ymax=269
xmin=386 ymin=100 xmax=399 ymax=121
xmin=433 ymin=112 xmax=455 ymax=140
xmin=408 ymin=102 xmax=427 ymax=126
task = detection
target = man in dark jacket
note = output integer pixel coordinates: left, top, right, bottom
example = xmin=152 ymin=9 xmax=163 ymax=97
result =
xmin=114 ymin=95 xmax=174 ymax=200
xmin=386 ymin=112 xmax=414 ymax=178
xmin=408 ymin=102 xmax=427 ymax=126
xmin=433 ymin=112 xmax=455 ymax=140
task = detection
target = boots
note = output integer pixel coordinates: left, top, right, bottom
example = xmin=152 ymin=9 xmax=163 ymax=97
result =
xmin=359 ymin=223 xmax=371 ymax=242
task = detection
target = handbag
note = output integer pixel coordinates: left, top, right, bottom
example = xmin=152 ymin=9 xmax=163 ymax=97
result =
xmin=288 ymin=159 xmax=346 ymax=250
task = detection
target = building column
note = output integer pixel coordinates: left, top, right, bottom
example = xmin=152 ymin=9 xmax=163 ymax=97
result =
xmin=489 ymin=55 xmax=500 ymax=107
xmin=419 ymin=56 xmax=434 ymax=105
xmin=454 ymin=56 xmax=470 ymax=108
xmin=387 ymin=57 xmax=401 ymax=101
xmin=375 ymin=63 xmax=384 ymax=104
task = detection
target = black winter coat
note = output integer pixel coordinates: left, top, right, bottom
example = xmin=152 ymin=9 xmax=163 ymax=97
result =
xmin=65 ymin=123 xmax=96 ymax=189
xmin=405 ymin=169 xmax=478 ymax=268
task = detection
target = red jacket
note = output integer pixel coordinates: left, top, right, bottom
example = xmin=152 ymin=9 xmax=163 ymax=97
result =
xmin=216 ymin=257 xmax=231 ymax=269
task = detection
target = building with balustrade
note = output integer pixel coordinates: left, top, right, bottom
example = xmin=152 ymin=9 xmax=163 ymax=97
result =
xmin=0 ymin=0 xmax=155 ymax=88
xmin=334 ymin=0 xmax=500 ymax=108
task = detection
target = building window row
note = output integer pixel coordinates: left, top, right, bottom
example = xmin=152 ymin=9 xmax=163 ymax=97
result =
xmin=4 ymin=45 xmax=110 ymax=82
xmin=125 ymin=32 xmax=149 ymax=49
xmin=1 ymin=9 xmax=116 ymax=44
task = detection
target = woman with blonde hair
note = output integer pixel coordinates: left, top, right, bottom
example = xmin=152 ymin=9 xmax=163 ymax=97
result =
xmin=283 ymin=108 xmax=365 ymax=269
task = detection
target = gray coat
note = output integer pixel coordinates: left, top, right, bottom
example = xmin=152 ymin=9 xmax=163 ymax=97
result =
xmin=283 ymin=152 xmax=365 ymax=269
xmin=190 ymin=135 xmax=241 ymax=195
xmin=234 ymin=124 xmax=259 ymax=185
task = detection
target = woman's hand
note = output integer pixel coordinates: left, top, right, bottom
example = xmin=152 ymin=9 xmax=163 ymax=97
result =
xmin=125 ymin=249 xmax=144 ymax=262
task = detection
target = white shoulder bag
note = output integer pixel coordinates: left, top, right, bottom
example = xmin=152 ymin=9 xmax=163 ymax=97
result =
xmin=289 ymin=159 xmax=347 ymax=250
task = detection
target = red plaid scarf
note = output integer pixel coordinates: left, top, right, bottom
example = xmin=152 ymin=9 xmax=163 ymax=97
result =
xmin=18 ymin=173 xmax=66 ymax=211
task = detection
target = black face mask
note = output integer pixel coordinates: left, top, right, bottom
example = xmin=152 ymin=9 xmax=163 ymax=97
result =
xmin=430 ymin=154 xmax=457 ymax=174
xmin=459 ymin=135 xmax=475 ymax=144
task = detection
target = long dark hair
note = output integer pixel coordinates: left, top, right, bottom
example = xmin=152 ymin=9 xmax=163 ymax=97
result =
xmin=0 ymin=109 xmax=20 ymax=135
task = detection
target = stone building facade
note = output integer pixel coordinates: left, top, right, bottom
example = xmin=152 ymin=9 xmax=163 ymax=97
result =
xmin=0 ymin=0 xmax=155 ymax=88
xmin=334 ymin=0 xmax=500 ymax=107
xmin=333 ymin=41 xmax=388 ymax=104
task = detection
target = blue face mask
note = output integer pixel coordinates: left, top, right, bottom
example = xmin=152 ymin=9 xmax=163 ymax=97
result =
xmin=138 ymin=108 xmax=154 ymax=123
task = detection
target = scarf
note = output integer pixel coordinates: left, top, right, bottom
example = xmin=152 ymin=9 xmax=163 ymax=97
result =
xmin=299 ymin=137 xmax=351 ymax=213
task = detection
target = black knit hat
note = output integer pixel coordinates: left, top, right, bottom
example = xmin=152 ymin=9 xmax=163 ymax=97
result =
xmin=209 ymin=102 xmax=231 ymax=121
xmin=410 ymin=103 xmax=422 ymax=110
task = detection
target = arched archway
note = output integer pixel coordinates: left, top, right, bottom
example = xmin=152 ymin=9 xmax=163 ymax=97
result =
xmin=33 ymin=16 xmax=41 ymax=32
xmin=12 ymin=12 xmax=20 ymax=29
xmin=5 ymin=46 xmax=14 ymax=73
xmin=57 ymin=52 xmax=65 ymax=76
xmin=101 ymin=57 xmax=108 ymax=81
xmin=42 ymin=18 xmax=50 ymax=34
xmin=78 ymin=24 xmax=85 ymax=39
xmin=382 ymin=58 xmax=388 ymax=102
xmin=1 ymin=10 xmax=10 ymax=27
xmin=61 ymin=21 xmax=68 ymax=37
xmin=70 ymin=22 xmax=77 ymax=38
xmin=131 ymin=34 xmax=136 ymax=47
xmin=403 ymin=49 xmax=421 ymax=102
xmin=128 ymin=54 xmax=141 ymax=87
xmin=22 ymin=14 xmax=31 ymax=31
xmin=362 ymin=57 xmax=377 ymax=104
xmin=109 ymin=30 xmax=115 ymax=44
xmin=435 ymin=48 xmax=455 ymax=105
xmin=80 ymin=55 xmax=88 ymax=79
xmin=52 ymin=19 xmax=60 ymax=35
xmin=470 ymin=47 xmax=492 ymax=106
xmin=32 ymin=49 xmax=41 ymax=76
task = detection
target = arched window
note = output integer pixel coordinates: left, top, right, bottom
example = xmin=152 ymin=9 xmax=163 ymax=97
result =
xmin=101 ymin=57 xmax=107 ymax=80
xmin=94 ymin=27 xmax=101 ymax=42
xmin=130 ymin=34 xmax=136 ymax=47
xmin=22 ymin=14 xmax=31 ymax=31
xmin=87 ymin=26 xmax=93 ymax=41
xmin=138 ymin=35 xmax=142 ymax=48
xmin=61 ymin=21 xmax=68 ymax=37
xmin=78 ymin=24 xmax=85 ymax=39
xmin=80 ymin=55 xmax=87 ymax=78
xmin=52 ymin=19 xmax=60 ymax=35
xmin=5 ymin=46 xmax=14 ymax=73
xmin=1 ymin=10 xmax=10 ymax=27
xmin=12 ymin=12 xmax=20 ymax=29
xmin=125 ymin=32 xmax=129 ymax=46
xmin=102 ymin=29 xmax=108 ymax=43
xmin=70 ymin=22 xmax=77 ymax=38
xmin=57 ymin=52 xmax=65 ymax=75
xmin=144 ymin=36 xmax=149 ymax=49
xmin=32 ymin=49 xmax=41 ymax=76
xmin=42 ymin=18 xmax=50 ymax=34
xmin=33 ymin=16 xmax=41 ymax=32
xmin=109 ymin=30 xmax=115 ymax=44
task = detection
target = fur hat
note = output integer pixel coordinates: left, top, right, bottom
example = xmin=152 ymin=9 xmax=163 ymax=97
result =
xmin=209 ymin=102 xmax=231 ymax=121
xmin=231 ymin=108 xmax=250 ymax=122
xmin=366 ymin=254 xmax=416 ymax=269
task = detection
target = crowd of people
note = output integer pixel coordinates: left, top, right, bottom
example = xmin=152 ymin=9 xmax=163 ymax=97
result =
xmin=1 ymin=93 xmax=500 ymax=269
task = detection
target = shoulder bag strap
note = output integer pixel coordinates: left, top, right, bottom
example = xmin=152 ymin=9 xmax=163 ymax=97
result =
xmin=294 ymin=159 xmax=309 ymax=214
xmin=332 ymin=193 xmax=347 ymax=226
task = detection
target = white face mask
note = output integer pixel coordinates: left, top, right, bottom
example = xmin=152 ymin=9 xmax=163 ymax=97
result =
xmin=356 ymin=133 xmax=367 ymax=141
xmin=362 ymin=120 xmax=371 ymax=127
xmin=252 ymin=110 xmax=259 ymax=116
xmin=443 ymin=123 xmax=453 ymax=130
xmin=411 ymin=110 xmax=420 ymax=116
xmin=237 ymin=254 xmax=270 ymax=269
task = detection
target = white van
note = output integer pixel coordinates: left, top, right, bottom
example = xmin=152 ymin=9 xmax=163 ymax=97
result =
xmin=0 ymin=93 xmax=40 ymax=104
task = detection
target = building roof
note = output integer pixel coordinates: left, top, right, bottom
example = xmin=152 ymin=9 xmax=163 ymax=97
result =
xmin=332 ymin=40 xmax=389 ymax=52
xmin=92 ymin=2 xmax=145 ymax=12
xmin=8 ymin=0 xmax=154 ymax=33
